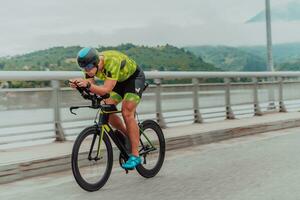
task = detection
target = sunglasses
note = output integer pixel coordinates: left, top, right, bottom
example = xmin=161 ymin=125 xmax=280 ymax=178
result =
xmin=79 ymin=62 xmax=96 ymax=70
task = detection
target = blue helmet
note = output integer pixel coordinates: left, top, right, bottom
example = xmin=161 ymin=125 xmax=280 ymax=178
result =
xmin=77 ymin=47 xmax=99 ymax=69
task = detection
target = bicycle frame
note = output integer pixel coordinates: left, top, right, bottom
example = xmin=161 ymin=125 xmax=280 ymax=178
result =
xmin=92 ymin=109 xmax=130 ymax=160
xmin=138 ymin=126 xmax=156 ymax=154
xmin=92 ymin=108 xmax=157 ymax=161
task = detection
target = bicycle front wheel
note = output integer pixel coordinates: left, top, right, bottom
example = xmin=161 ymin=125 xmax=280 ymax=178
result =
xmin=71 ymin=126 xmax=113 ymax=191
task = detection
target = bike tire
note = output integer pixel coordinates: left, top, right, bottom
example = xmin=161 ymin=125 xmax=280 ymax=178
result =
xmin=136 ymin=120 xmax=166 ymax=178
xmin=71 ymin=126 xmax=113 ymax=191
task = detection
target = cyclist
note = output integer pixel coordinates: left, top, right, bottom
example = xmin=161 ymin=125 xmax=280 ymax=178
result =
xmin=69 ymin=47 xmax=145 ymax=170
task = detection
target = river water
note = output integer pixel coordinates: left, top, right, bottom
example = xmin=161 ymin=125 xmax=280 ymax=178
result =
xmin=0 ymin=87 xmax=300 ymax=149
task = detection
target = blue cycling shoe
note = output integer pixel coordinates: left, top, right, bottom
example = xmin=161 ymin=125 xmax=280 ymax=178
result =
xmin=122 ymin=155 xmax=142 ymax=170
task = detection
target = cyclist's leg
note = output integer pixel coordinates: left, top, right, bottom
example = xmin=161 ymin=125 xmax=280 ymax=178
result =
xmin=107 ymin=90 xmax=127 ymax=135
xmin=122 ymin=67 xmax=145 ymax=157
xmin=122 ymin=99 xmax=140 ymax=156
xmin=109 ymin=114 xmax=127 ymax=136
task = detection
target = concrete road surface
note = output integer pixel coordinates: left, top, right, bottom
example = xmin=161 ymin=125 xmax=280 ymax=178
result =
xmin=1 ymin=127 xmax=300 ymax=200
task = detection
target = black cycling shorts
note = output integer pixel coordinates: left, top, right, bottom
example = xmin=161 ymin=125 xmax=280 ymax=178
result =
xmin=110 ymin=66 xmax=145 ymax=104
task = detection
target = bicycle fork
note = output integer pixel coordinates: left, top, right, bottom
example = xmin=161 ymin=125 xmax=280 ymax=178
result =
xmin=88 ymin=125 xmax=106 ymax=161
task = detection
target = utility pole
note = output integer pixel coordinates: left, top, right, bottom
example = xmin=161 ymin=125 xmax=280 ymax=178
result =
xmin=266 ymin=0 xmax=274 ymax=72
xmin=265 ymin=0 xmax=275 ymax=110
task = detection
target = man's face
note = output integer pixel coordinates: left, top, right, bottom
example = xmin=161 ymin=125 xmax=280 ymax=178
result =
xmin=84 ymin=66 xmax=97 ymax=77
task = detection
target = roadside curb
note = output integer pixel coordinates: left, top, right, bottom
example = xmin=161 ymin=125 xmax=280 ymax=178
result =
xmin=166 ymin=118 xmax=300 ymax=151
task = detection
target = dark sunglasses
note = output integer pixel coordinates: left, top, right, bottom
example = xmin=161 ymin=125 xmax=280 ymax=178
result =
xmin=79 ymin=62 xmax=96 ymax=70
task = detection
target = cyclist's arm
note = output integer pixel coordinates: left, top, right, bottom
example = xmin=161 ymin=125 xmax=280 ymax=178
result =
xmin=89 ymin=79 xmax=117 ymax=96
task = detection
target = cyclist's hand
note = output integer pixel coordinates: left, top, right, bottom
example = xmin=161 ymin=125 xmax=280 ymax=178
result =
xmin=74 ymin=78 xmax=89 ymax=88
xmin=69 ymin=79 xmax=79 ymax=88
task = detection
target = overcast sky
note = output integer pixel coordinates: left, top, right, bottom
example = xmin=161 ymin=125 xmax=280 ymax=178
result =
xmin=0 ymin=0 xmax=298 ymax=56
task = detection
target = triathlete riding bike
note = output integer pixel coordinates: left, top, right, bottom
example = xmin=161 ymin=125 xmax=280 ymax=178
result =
xmin=69 ymin=47 xmax=145 ymax=170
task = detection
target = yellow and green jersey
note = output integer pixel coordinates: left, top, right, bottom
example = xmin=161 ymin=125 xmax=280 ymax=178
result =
xmin=95 ymin=50 xmax=137 ymax=82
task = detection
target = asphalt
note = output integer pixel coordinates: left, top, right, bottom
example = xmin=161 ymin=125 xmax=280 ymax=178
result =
xmin=1 ymin=126 xmax=300 ymax=200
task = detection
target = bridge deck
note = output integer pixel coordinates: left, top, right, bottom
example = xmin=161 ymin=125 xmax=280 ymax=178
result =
xmin=1 ymin=111 xmax=300 ymax=184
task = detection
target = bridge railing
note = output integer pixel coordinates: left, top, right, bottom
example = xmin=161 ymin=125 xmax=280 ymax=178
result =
xmin=1 ymin=71 xmax=300 ymax=148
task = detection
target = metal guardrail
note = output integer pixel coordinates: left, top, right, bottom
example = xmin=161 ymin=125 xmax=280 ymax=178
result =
xmin=1 ymin=71 xmax=300 ymax=80
xmin=1 ymin=71 xmax=300 ymax=146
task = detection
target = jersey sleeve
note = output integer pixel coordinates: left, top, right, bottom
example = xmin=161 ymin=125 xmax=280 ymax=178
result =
xmin=105 ymin=57 xmax=120 ymax=80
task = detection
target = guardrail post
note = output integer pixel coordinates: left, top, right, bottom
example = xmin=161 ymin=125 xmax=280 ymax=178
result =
xmin=192 ymin=78 xmax=203 ymax=123
xmin=154 ymin=78 xmax=167 ymax=128
xmin=267 ymin=77 xmax=276 ymax=110
xmin=51 ymin=80 xmax=65 ymax=141
xmin=278 ymin=77 xmax=287 ymax=112
xmin=224 ymin=78 xmax=235 ymax=119
xmin=252 ymin=77 xmax=262 ymax=116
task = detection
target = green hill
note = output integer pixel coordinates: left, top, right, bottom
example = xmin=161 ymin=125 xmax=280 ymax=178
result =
xmin=277 ymin=59 xmax=300 ymax=71
xmin=240 ymin=43 xmax=300 ymax=64
xmin=240 ymin=43 xmax=300 ymax=71
xmin=185 ymin=46 xmax=267 ymax=71
xmin=0 ymin=44 xmax=219 ymax=72
xmin=186 ymin=43 xmax=300 ymax=72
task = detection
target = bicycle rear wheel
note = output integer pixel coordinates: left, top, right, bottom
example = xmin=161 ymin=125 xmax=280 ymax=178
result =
xmin=136 ymin=120 xmax=166 ymax=178
xmin=71 ymin=126 xmax=113 ymax=191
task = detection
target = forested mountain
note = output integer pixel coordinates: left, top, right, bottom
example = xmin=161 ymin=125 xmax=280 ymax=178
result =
xmin=185 ymin=46 xmax=267 ymax=71
xmin=186 ymin=43 xmax=300 ymax=72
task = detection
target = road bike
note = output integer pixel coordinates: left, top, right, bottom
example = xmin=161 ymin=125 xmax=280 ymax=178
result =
xmin=69 ymin=82 xmax=165 ymax=191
